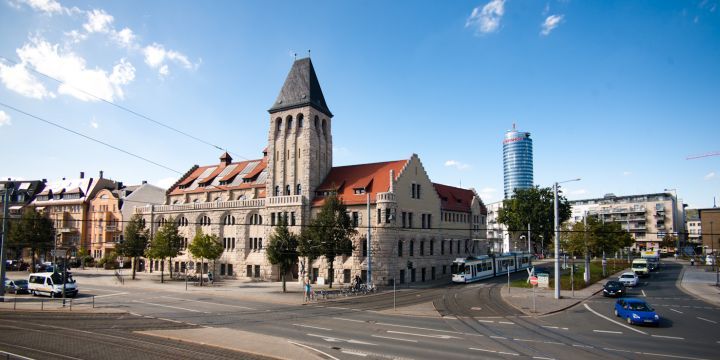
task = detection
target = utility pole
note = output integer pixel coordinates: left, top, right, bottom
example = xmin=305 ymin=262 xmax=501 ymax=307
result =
xmin=528 ymin=223 xmax=531 ymax=254
xmin=366 ymin=192 xmax=372 ymax=285
xmin=553 ymin=182 xmax=560 ymax=299
xmin=0 ymin=187 xmax=13 ymax=303
xmin=584 ymin=211 xmax=590 ymax=284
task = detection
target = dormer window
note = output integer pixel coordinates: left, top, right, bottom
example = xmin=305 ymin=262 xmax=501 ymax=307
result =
xmin=353 ymin=188 xmax=366 ymax=195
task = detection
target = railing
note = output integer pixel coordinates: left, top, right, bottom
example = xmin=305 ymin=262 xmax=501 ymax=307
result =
xmin=267 ymin=195 xmax=303 ymax=207
xmin=377 ymin=192 xmax=396 ymax=202
xmin=135 ymin=198 xmax=266 ymax=214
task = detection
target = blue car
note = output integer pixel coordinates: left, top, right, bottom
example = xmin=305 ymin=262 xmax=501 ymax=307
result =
xmin=614 ymin=298 xmax=660 ymax=326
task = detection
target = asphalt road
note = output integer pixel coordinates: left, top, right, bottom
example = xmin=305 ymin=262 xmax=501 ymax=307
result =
xmin=1 ymin=262 xmax=718 ymax=360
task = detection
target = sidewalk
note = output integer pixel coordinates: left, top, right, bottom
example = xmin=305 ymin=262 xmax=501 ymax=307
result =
xmin=677 ymin=261 xmax=720 ymax=307
xmin=501 ymin=267 xmax=628 ymax=316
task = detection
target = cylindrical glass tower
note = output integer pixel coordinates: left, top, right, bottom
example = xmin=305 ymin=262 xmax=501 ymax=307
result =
xmin=503 ymin=125 xmax=533 ymax=198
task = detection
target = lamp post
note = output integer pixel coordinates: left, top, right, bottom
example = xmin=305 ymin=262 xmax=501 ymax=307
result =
xmin=664 ymin=188 xmax=681 ymax=257
xmin=554 ymin=178 xmax=581 ymax=300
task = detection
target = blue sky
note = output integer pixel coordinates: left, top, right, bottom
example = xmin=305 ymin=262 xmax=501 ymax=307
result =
xmin=0 ymin=0 xmax=718 ymax=208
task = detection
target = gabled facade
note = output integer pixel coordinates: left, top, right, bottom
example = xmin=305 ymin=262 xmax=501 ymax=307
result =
xmin=0 ymin=180 xmax=45 ymax=218
xmin=136 ymin=58 xmax=488 ymax=285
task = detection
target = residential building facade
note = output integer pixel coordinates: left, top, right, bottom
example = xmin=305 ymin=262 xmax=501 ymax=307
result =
xmin=686 ymin=209 xmax=701 ymax=245
xmin=503 ymin=124 xmax=533 ymax=199
xmin=486 ymin=201 xmax=510 ymax=253
xmin=0 ymin=180 xmax=45 ymax=219
xmin=569 ymin=192 xmax=686 ymax=252
xmin=136 ymin=58 xmax=489 ymax=285
xmin=698 ymin=208 xmax=720 ymax=255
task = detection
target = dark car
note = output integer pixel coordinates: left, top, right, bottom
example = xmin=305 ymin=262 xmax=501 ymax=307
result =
xmin=4 ymin=279 xmax=30 ymax=294
xmin=602 ymin=280 xmax=625 ymax=297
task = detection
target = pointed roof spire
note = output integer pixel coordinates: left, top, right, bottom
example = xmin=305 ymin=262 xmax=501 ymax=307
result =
xmin=220 ymin=151 xmax=232 ymax=166
xmin=269 ymin=57 xmax=332 ymax=117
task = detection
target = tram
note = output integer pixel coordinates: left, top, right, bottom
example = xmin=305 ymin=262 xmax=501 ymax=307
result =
xmin=451 ymin=252 xmax=533 ymax=283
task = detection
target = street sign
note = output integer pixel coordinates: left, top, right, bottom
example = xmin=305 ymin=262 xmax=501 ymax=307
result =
xmin=51 ymin=250 xmax=67 ymax=257
xmin=530 ymin=276 xmax=538 ymax=286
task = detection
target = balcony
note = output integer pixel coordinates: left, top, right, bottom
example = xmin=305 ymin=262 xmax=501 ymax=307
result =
xmin=135 ymin=198 xmax=267 ymax=214
xmin=267 ymin=195 xmax=303 ymax=207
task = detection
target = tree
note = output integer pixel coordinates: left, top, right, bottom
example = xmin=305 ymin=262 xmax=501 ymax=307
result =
xmin=300 ymin=194 xmax=356 ymax=288
xmin=266 ymin=217 xmax=299 ymax=292
xmin=117 ymin=214 xmax=149 ymax=280
xmin=187 ymin=229 xmax=223 ymax=287
xmin=145 ymin=219 xmax=182 ymax=283
xmin=76 ymin=246 xmax=91 ymax=269
xmin=497 ymin=186 xmax=571 ymax=254
xmin=661 ymin=234 xmax=678 ymax=251
xmin=8 ymin=208 xmax=54 ymax=271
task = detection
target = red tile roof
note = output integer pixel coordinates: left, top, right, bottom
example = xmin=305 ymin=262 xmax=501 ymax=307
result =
xmin=433 ymin=183 xmax=484 ymax=214
xmin=313 ymin=160 xmax=408 ymax=206
xmin=168 ymin=158 xmax=267 ymax=195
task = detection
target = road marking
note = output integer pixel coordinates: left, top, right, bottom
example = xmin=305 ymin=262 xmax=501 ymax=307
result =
xmin=375 ymin=322 xmax=462 ymax=335
xmin=185 ymin=323 xmax=197 ymax=326
xmin=593 ymin=330 xmax=623 ymax=334
xmin=641 ymin=290 xmax=647 ymax=297
xmin=651 ymin=335 xmax=684 ymax=340
xmin=498 ymin=321 xmax=515 ymax=325
xmin=162 ymin=296 xmax=255 ymax=310
xmin=371 ymin=335 xmax=418 ymax=343
xmin=132 ymin=300 xmax=206 ymax=313
xmin=490 ymin=336 xmax=506 ymax=340
xmin=533 ymin=357 xmax=556 ymax=360
xmin=471 ymin=307 xmax=482 ymax=311
xmin=469 ymin=348 xmax=519 ymax=356
xmin=478 ymin=319 xmax=494 ymax=323
xmin=669 ymin=309 xmax=683 ymax=314
xmin=327 ymin=306 xmax=349 ymax=310
xmin=341 ymin=350 xmax=367 ymax=357
xmin=157 ymin=318 xmax=183 ymax=324
xmin=293 ymin=324 xmax=332 ymax=331
xmin=543 ymin=341 xmax=564 ymax=345
xmin=92 ymin=292 xmax=129 ymax=299
xmin=583 ymin=304 xmax=648 ymax=335
xmin=638 ymin=352 xmax=711 ymax=360
xmin=333 ymin=317 xmax=365 ymax=323
xmin=0 ymin=342 xmax=78 ymax=360
xmin=514 ymin=338 xmax=538 ymax=343
xmin=306 ymin=333 xmax=376 ymax=346
xmin=697 ymin=317 xmax=717 ymax=324
xmin=387 ymin=330 xmax=461 ymax=340
xmin=129 ymin=313 xmax=143 ymax=317
xmin=572 ymin=344 xmax=593 ymax=349
xmin=288 ymin=341 xmax=340 ymax=360
xmin=0 ymin=349 xmax=36 ymax=360
xmin=542 ymin=325 xmax=569 ymax=330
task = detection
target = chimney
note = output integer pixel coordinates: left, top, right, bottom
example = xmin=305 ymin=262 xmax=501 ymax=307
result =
xmin=142 ymin=180 xmax=147 ymax=185
xmin=99 ymin=170 xmax=104 ymax=179
xmin=389 ymin=170 xmax=395 ymax=193
xmin=80 ymin=171 xmax=84 ymax=179
xmin=42 ymin=179 xmax=47 ymax=183
xmin=116 ymin=181 xmax=123 ymax=190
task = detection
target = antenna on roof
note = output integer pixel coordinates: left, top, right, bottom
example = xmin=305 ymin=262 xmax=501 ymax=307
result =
xmin=512 ymin=122 xmax=516 ymax=130
xmin=308 ymin=49 xmax=311 ymax=58
xmin=293 ymin=52 xmax=297 ymax=60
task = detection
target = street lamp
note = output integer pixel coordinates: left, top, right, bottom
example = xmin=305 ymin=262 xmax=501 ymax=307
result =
xmin=664 ymin=188 xmax=681 ymax=257
xmin=554 ymin=178 xmax=581 ymax=300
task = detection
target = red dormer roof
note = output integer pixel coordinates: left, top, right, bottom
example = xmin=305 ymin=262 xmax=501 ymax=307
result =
xmin=313 ymin=160 xmax=408 ymax=206
xmin=177 ymin=167 xmax=205 ymax=186
xmin=433 ymin=183 xmax=476 ymax=213
xmin=168 ymin=152 xmax=267 ymax=196
xmin=243 ymin=159 xmax=267 ymax=180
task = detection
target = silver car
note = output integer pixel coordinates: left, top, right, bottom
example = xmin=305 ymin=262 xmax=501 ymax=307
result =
xmin=618 ymin=272 xmax=639 ymax=287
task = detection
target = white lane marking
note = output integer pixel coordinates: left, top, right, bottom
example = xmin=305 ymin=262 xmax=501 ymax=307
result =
xmin=583 ymin=304 xmax=648 ymax=335
xmin=490 ymin=336 xmax=507 ymax=340
xmin=634 ymin=352 xmax=710 ymax=360
xmin=132 ymin=300 xmax=206 ymax=313
xmin=386 ymin=330 xmax=461 ymax=340
xmin=371 ymin=335 xmax=418 ymax=343
xmin=669 ymin=308 xmax=684 ymax=314
xmin=469 ymin=348 xmax=519 ymax=356
xmin=306 ymin=333 xmax=376 ymax=346
xmin=375 ymin=322 xmax=463 ymax=335
xmin=498 ymin=321 xmax=515 ymax=325
xmin=129 ymin=312 xmax=143 ymax=317
xmin=0 ymin=343 xmax=78 ymax=360
xmin=333 ymin=317 xmax=365 ymax=323
xmin=514 ymin=338 xmax=538 ymax=343
xmin=478 ymin=319 xmax=494 ymax=323
xmin=327 ymin=306 xmax=348 ymax=310
xmin=543 ymin=341 xmax=564 ymax=345
xmin=162 ymin=296 xmax=255 ymax=310
xmin=185 ymin=323 xmax=197 ymax=326
xmin=652 ymin=335 xmax=685 ymax=340
xmin=341 ymin=350 xmax=367 ymax=357
xmin=293 ymin=324 xmax=333 ymax=331
xmin=92 ymin=292 xmax=129 ymax=299
xmin=542 ymin=325 xmax=569 ymax=330
xmin=593 ymin=330 xmax=623 ymax=334
xmin=157 ymin=318 xmax=183 ymax=324
xmin=573 ymin=344 xmax=593 ymax=349
xmin=697 ymin=317 xmax=717 ymax=324
xmin=533 ymin=357 xmax=556 ymax=360
xmin=642 ymin=290 xmax=647 ymax=297
xmin=288 ymin=341 xmax=340 ymax=360
xmin=0 ymin=349 xmax=36 ymax=360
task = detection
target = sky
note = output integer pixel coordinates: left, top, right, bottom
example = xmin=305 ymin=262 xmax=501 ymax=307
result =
xmin=0 ymin=0 xmax=718 ymax=209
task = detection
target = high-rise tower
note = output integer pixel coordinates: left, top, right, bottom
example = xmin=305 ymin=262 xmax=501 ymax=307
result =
xmin=503 ymin=124 xmax=533 ymax=198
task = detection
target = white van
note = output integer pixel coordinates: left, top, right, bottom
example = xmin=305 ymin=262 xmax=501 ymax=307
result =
xmin=632 ymin=258 xmax=650 ymax=277
xmin=28 ymin=272 xmax=78 ymax=298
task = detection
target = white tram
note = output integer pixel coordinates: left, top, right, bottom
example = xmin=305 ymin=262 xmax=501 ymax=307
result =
xmin=451 ymin=252 xmax=533 ymax=283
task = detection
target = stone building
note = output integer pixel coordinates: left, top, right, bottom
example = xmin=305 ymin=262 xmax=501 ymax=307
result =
xmin=136 ymin=58 xmax=488 ymax=285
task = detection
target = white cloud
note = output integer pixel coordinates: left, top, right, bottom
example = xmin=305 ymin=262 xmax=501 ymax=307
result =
xmin=114 ymin=28 xmax=135 ymax=47
xmin=143 ymin=43 xmax=195 ymax=76
xmin=90 ymin=118 xmax=98 ymax=128
xmin=0 ymin=111 xmax=11 ymax=126
xmin=444 ymin=160 xmax=471 ymax=170
xmin=83 ymin=9 xmax=114 ymax=33
xmin=569 ymin=189 xmax=588 ymax=195
xmin=0 ymin=59 xmax=52 ymax=99
xmin=479 ymin=187 xmax=497 ymax=200
xmin=153 ymin=177 xmax=177 ymax=190
xmin=541 ymin=14 xmax=564 ymax=36
xmin=705 ymin=172 xmax=716 ymax=180
xmin=622 ymin=171 xmax=632 ymax=176
xmin=16 ymin=0 xmax=79 ymax=15
xmin=4 ymin=37 xmax=135 ymax=102
xmin=466 ymin=0 xmax=506 ymax=34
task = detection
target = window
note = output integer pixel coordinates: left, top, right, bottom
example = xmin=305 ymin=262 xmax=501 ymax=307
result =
xmin=274 ymin=186 xmax=280 ymax=197
xmin=402 ymin=212 xmax=407 ymax=228
xmin=297 ymin=113 xmax=304 ymax=129
xmin=258 ymin=238 xmax=263 ymax=250
xmin=224 ymin=215 xmax=235 ymax=225
xmin=285 ymin=185 xmax=291 ymax=196
xmin=410 ymin=240 xmax=414 ymax=256
xmin=271 ymin=213 xmax=276 ymax=226
xmin=427 ymin=214 xmax=432 ymax=229
xmin=228 ymin=264 xmax=233 ymax=276
xmin=276 ymin=118 xmax=282 ymax=133
xmin=398 ymin=240 xmax=403 ymax=257
xmin=200 ymin=216 xmax=211 ymax=226
xmin=177 ymin=217 xmax=188 ymax=227
xmin=430 ymin=240 xmax=434 ymax=255
xmin=441 ymin=240 xmax=444 ymax=255
xmin=411 ymin=183 xmax=416 ymax=198
xmin=352 ymin=212 xmax=359 ymax=227
xmin=296 ymin=184 xmax=302 ymax=195
xmin=291 ymin=212 xmax=296 ymax=226
xmin=420 ymin=241 xmax=425 ymax=256
xmin=377 ymin=209 xmax=382 ymax=224
xmin=400 ymin=270 xmax=406 ymax=284
xmin=408 ymin=212 xmax=413 ymax=229
xmin=362 ymin=240 xmax=367 ymax=257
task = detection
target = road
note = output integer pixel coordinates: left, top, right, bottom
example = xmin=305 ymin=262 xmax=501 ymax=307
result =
xmin=1 ymin=262 xmax=718 ymax=359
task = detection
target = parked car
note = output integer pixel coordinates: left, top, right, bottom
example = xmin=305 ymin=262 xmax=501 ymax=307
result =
xmin=602 ymin=280 xmax=626 ymax=297
xmin=614 ymin=298 xmax=660 ymax=326
xmin=4 ymin=279 xmax=30 ymax=294
xmin=618 ymin=272 xmax=639 ymax=287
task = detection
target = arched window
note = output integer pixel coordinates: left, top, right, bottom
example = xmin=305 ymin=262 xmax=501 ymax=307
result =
xmin=286 ymin=115 xmax=293 ymax=132
xmin=200 ymin=215 xmax=211 ymax=226
xmin=140 ymin=218 xmax=146 ymax=228
xmin=314 ymin=116 xmax=319 ymax=135
xmin=321 ymin=119 xmax=327 ymax=138
xmin=274 ymin=186 xmax=280 ymax=197
xmin=258 ymin=215 xmax=263 ymax=225
xmin=275 ymin=118 xmax=282 ymax=133
xmin=177 ymin=217 xmax=188 ymax=227
xmin=285 ymin=185 xmax=291 ymax=196
xmin=296 ymin=184 xmax=301 ymax=195
xmin=297 ymin=113 xmax=304 ymax=129
xmin=224 ymin=215 xmax=235 ymax=225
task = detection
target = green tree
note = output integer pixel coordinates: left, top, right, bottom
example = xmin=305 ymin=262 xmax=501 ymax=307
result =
xmin=76 ymin=246 xmax=91 ymax=269
xmin=661 ymin=234 xmax=678 ymax=251
xmin=187 ymin=229 xmax=223 ymax=287
xmin=145 ymin=219 xmax=182 ymax=283
xmin=497 ymin=186 xmax=571 ymax=254
xmin=300 ymin=194 xmax=356 ymax=288
xmin=117 ymin=214 xmax=149 ymax=280
xmin=266 ymin=217 xmax=299 ymax=292
xmin=8 ymin=208 xmax=54 ymax=271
